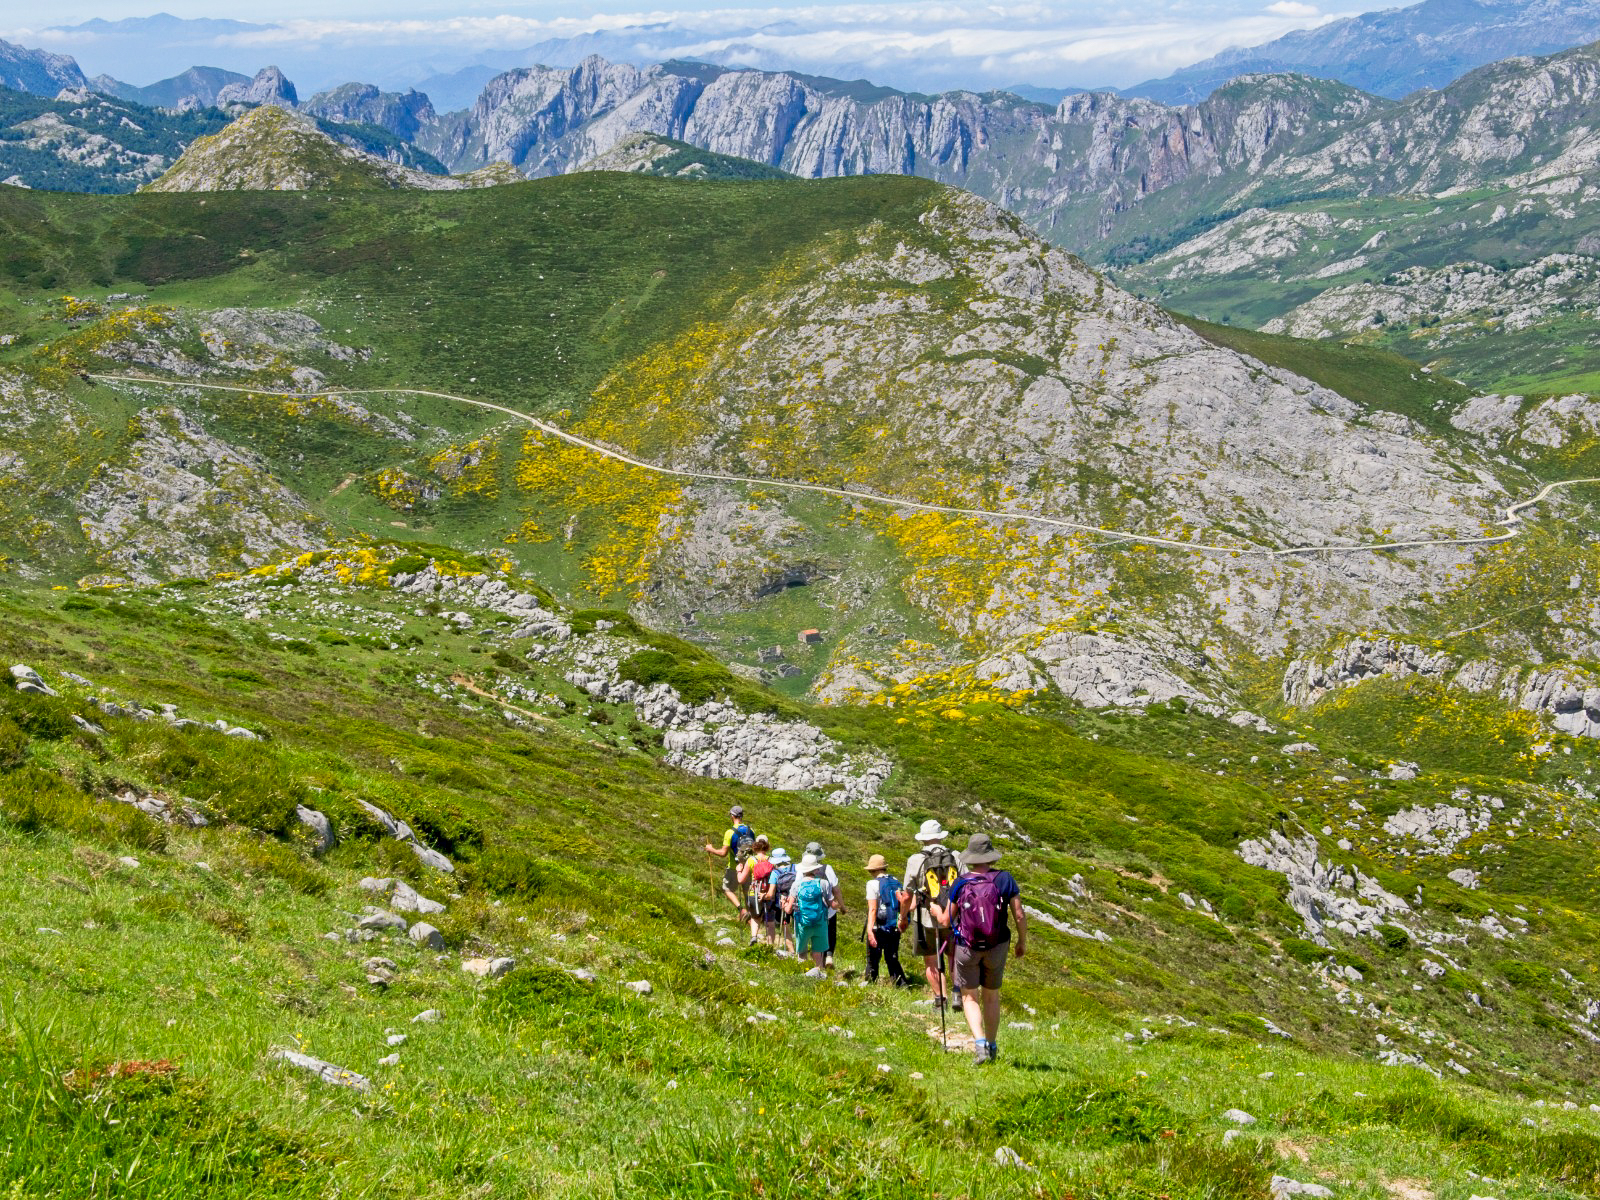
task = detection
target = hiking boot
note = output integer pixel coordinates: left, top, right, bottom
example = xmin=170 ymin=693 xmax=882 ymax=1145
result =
xmin=932 ymin=995 xmax=948 ymax=1014
xmin=971 ymin=1040 xmax=992 ymax=1065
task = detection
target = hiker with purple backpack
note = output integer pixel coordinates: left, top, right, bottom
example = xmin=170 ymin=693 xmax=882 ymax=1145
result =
xmin=933 ymin=832 xmax=1027 ymax=1065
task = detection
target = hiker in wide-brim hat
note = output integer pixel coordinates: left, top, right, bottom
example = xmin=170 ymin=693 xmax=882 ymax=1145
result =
xmin=904 ymin=819 xmax=958 ymax=1010
xmin=804 ymin=840 xmax=844 ymax=968
xmin=932 ymin=832 xmax=1027 ymax=1066
xmin=784 ymin=855 xmax=837 ymax=976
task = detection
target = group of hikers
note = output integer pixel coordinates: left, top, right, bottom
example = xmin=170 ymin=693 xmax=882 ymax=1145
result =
xmin=704 ymin=806 xmax=1028 ymax=1065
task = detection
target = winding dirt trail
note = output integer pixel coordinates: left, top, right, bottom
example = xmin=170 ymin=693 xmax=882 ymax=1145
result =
xmin=89 ymin=373 xmax=1600 ymax=562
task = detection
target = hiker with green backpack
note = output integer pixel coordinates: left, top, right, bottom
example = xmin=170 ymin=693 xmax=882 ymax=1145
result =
xmin=903 ymin=819 xmax=960 ymax=1011
xmin=783 ymin=853 xmax=837 ymax=977
xmin=704 ymin=805 xmax=756 ymax=915
xmin=932 ymin=832 xmax=1027 ymax=1065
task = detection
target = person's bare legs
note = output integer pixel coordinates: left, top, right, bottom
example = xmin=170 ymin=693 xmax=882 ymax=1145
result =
xmin=922 ymin=954 xmax=944 ymax=998
xmin=981 ymin=987 xmax=1002 ymax=1043
xmin=960 ymin=991 xmax=985 ymax=1044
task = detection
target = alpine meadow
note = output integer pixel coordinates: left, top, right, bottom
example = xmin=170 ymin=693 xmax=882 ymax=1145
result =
xmin=11 ymin=7 xmax=1600 ymax=1200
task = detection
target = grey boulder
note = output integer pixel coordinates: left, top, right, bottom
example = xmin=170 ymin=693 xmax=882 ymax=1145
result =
xmin=408 ymin=921 xmax=445 ymax=950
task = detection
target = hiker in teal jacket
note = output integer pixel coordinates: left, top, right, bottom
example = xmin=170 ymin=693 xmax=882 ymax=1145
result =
xmin=783 ymin=854 xmax=837 ymax=977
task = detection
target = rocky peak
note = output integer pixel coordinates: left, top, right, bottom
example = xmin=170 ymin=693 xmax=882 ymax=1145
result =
xmin=142 ymin=105 xmax=512 ymax=192
xmin=302 ymin=83 xmax=437 ymax=140
xmin=0 ymin=37 xmax=88 ymax=98
xmin=217 ymin=66 xmax=298 ymax=109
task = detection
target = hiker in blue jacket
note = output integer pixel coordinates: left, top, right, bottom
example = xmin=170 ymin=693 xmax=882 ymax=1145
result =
xmin=864 ymin=853 xmax=909 ymax=986
xmin=933 ymin=832 xmax=1027 ymax=1065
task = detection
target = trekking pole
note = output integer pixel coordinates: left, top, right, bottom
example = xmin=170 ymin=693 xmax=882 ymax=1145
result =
xmin=936 ymin=935 xmax=948 ymax=1053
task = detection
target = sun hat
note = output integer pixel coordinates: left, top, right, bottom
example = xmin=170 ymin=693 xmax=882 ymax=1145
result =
xmin=771 ymin=847 xmax=791 ymax=866
xmin=963 ymin=832 xmax=1001 ymax=864
xmin=915 ymin=819 xmax=948 ymax=842
xmin=797 ymin=854 xmax=823 ymax=875
xmin=805 ymin=840 xmax=826 ymax=860
xmin=865 ymin=853 xmax=887 ymax=871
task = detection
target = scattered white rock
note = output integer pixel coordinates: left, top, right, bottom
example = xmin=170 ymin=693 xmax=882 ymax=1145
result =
xmin=408 ymin=921 xmax=445 ymax=950
xmin=461 ymin=956 xmax=515 ymax=979
xmin=1223 ymin=1109 xmax=1257 ymax=1126
xmin=270 ymin=1048 xmax=371 ymax=1092
xmin=625 ymin=980 xmax=653 ymax=995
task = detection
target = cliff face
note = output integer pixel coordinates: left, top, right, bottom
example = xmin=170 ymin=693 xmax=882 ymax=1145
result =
xmin=0 ymin=38 xmax=88 ymax=97
xmin=415 ymin=57 xmax=1382 ymax=250
xmin=302 ymin=84 xmax=438 ymax=140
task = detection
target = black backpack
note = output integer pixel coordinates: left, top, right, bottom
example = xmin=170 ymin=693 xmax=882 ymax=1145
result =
xmin=769 ymin=863 xmax=796 ymax=904
xmin=916 ymin=846 xmax=959 ymax=908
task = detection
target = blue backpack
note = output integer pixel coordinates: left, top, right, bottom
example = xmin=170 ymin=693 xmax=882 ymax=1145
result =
xmin=874 ymin=875 xmax=902 ymax=930
xmin=731 ymin=823 xmax=755 ymax=861
xmin=769 ymin=863 xmax=796 ymax=904
xmin=795 ymin=876 xmax=830 ymax=926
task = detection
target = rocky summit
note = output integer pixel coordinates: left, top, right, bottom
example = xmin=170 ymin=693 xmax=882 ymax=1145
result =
xmin=143 ymin=105 xmax=518 ymax=192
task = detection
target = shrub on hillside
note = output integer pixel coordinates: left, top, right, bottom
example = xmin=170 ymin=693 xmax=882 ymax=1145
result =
xmin=0 ymin=690 xmax=76 ymax=741
xmin=1282 ymin=937 xmax=1366 ymax=971
xmin=0 ymin=717 xmax=28 ymax=771
xmin=120 ymin=726 xmax=305 ymax=836
xmin=0 ymin=764 xmax=165 ymax=850
xmin=1501 ymin=960 xmax=1554 ymax=989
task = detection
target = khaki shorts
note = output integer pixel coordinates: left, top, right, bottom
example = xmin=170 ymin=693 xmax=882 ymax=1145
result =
xmin=953 ymin=943 xmax=1009 ymax=991
xmin=911 ymin=921 xmax=951 ymax=960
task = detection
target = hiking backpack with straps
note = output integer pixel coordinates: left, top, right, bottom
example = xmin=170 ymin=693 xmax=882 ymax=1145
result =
xmin=953 ymin=871 xmax=1005 ymax=950
xmin=768 ymin=862 xmax=796 ymax=906
xmin=795 ymin=876 xmax=830 ymax=926
xmin=916 ymin=846 xmax=959 ymax=909
xmin=731 ymin=823 xmax=756 ymax=862
xmin=874 ymin=875 xmax=902 ymax=930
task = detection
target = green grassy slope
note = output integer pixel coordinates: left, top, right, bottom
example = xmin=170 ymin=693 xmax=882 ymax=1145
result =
xmin=0 ymin=173 xmax=937 ymax=405
xmin=9 ymin=549 xmax=1600 ymax=1197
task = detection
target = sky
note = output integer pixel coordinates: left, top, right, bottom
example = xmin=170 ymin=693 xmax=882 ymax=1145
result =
xmin=4 ymin=1 xmax=1357 ymax=96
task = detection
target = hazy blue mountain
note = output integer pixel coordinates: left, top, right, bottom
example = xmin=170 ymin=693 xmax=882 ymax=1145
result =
xmin=1132 ymin=0 xmax=1600 ymax=101
xmin=92 ymin=65 xmax=249 ymax=109
xmin=0 ymin=38 xmax=88 ymax=97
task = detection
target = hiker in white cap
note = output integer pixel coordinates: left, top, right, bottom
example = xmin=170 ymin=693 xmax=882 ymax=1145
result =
xmin=782 ymin=854 xmax=837 ymax=976
xmin=903 ymin=818 xmax=959 ymax=1011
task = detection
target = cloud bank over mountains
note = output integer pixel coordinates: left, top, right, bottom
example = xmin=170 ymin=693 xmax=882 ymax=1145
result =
xmin=6 ymin=2 xmax=1346 ymax=97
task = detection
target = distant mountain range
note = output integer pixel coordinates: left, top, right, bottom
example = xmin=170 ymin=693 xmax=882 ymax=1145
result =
xmin=1132 ymin=0 xmax=1600 ymax=101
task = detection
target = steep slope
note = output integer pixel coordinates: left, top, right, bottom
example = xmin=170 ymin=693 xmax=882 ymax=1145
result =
xmin=1112 ymin=40 xmax=1600 ymax=389
xmin=0 ymin=85 xmax=230 ymax=193
xmin=1135 ymin=0 xmax=1600 ymax=102
xmin=0 ymin=37 xmax=87 ymax=97
xmin=0 ymin=171 xmax=1568 ymax=729
xmin=141 ymin=106 xmax=510 ymax=192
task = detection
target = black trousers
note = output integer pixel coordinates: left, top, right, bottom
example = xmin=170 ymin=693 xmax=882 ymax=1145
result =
xmin=827 ymin=913 xmax=838 ymax=955
xmin=865 ymin=927 xmax=908 ymax=984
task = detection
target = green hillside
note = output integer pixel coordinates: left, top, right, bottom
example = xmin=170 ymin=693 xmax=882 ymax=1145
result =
xmin=9 ymin=544 xmax=1600 ymax=1199
xmin=8 ymin=170 xmax=1600 ymax=1195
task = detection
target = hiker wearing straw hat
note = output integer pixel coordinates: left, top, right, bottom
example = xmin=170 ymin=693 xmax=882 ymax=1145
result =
xmin=782 ymin=854 xmax=837 ymax=977
xmin=903 ymin=819 xmax=959 ymax=1010
xmin=863 ymin=853 xmax=908 ymax=986
xmin=933 ymin=832 xmax=1027 ymax=1065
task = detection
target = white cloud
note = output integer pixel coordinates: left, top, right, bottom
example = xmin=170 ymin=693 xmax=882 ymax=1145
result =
xmin=5 ymin=1 xmax=1354 ymax=92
